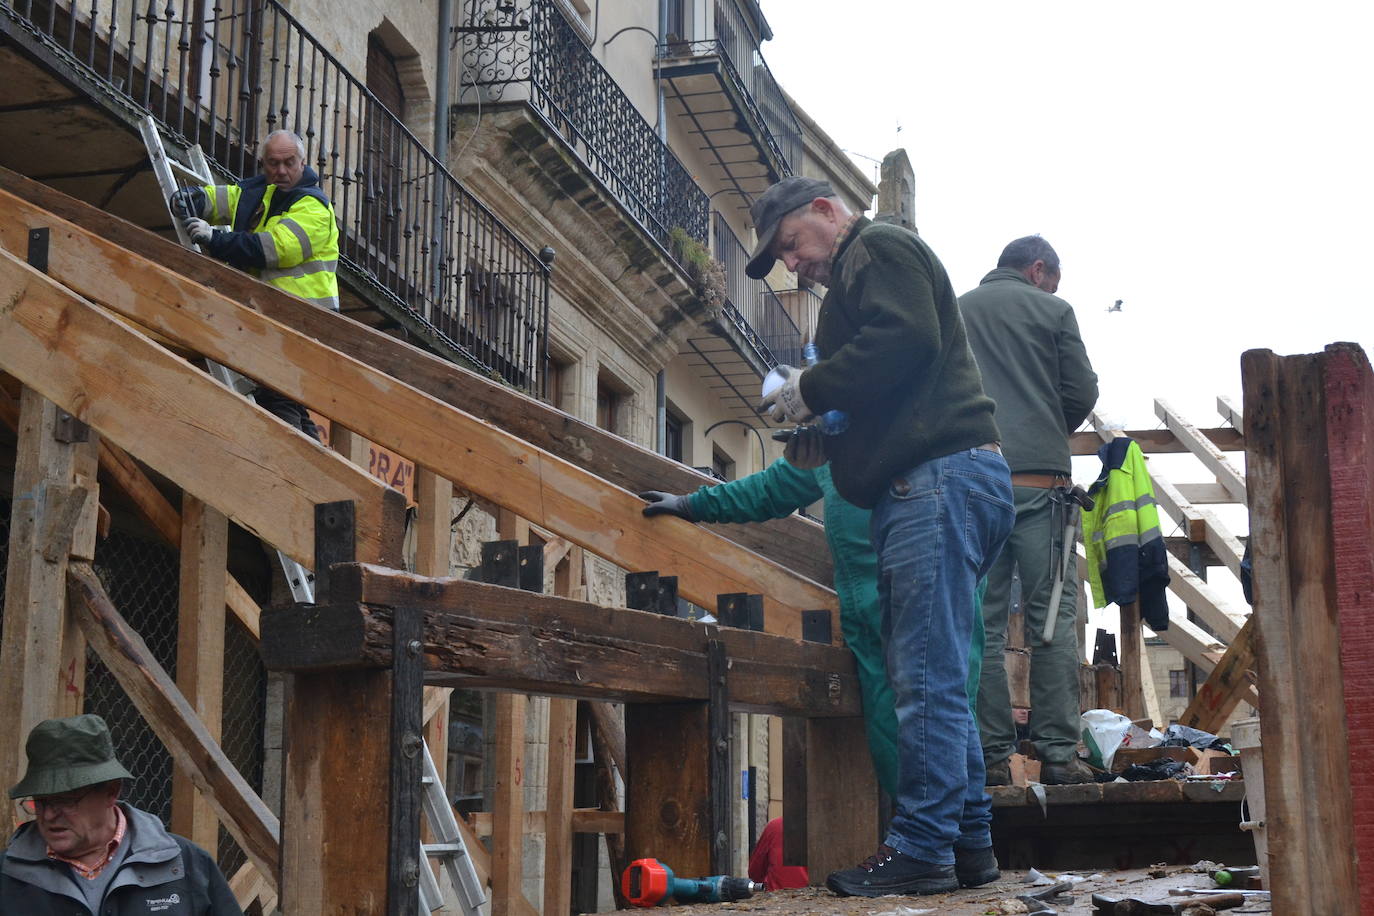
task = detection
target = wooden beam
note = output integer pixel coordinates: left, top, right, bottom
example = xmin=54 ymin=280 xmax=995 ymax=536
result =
xmin=0 ymin=388 xmax=89 ymax=790
xmin=22 ymin=231 xmax=833 ymax=637
xmin=0 ymin=248 xmax=407 ymax=568
xmin=66 ymin=562 xmax=280 ymax=891
xmin=543 ymin=698 xmax=576 ymax=916
xmin=95 ymin=437 xmax=263 ymax=637
xmin=491 ymin=693 xmax=528 ymax=916
xmin=171 ymin=497 xmax=228 ymax=852
xmin=625 ymin=702 xmax=712 ymax=877
xmin=1172 ymin=482 xmax=1237 ymax=505
xmin=1216 ymin=394 xmax=1243 ymax=430
xmin=1118 ymin=603 xmax=1147 ymax=722
xmin=1179 ymin=617 xmax=1257 ymax=732
xmin=472 ymin=809 xmax=626 ymax=837
xmin=1155 ymin=399 xmax=1248 ymax=503
xmin=1070 ymin=427 xmax=1244 ymax=455
xmin=782 ymin=717 xmax=878 ymax=883
xmin=1242 ymin=345 xmax=1361 ymax=912
xmin=1164 ymin=553 xmax=1246 ymax=643
xmin=258 ymin=568 xmax=862 ymax=717
xmin=0 ymin=171 xmax=834 ymax=587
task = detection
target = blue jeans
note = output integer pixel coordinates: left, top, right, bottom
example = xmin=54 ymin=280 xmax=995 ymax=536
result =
xmin=870 ymin=446 xmax=1014 ymax=864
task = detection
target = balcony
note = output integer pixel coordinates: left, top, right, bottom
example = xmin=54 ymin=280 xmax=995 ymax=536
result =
xmin=678 ymin=211 xmax=802 ymax=426
xmin=456 ymin=0 xmax=709 ymax=268
xmin=0 ymin=0 xmax=550 ymax=395
xmin=656 ymin=0 xmax=801 ymax=201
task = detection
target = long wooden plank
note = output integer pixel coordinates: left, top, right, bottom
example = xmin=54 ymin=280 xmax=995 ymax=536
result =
xmin=491 ymin=693 xmax=527 ymax=916
xmin=0 ymin=388 xmax=87 ymax=790
xmin=66 ymin=562 xmax=280 ymax=891
xmin=1070 ymin=426 xmax=1244 ymax=455
xmin=258 ymin=570 xmax=861 ymax=717
xmin=13 ymin=223 xmax=833 ymax=637
xmin=1164 ymin=553 xmax=1246 ymax=643
xmin=0 ymin=247 xmax=406 ymax=568
xmin=472 ymin=809 xmax=625 ymax=837
xmin=0 ymin=169 xmax=834 ymax=587
xmin=1179 ymin=617 xmax=1257 ymax=732
xmin=171 ymin=496 xmax=228 ymax=852
xmin=1155 ymin=399 xmax=1248 ymax=503
xmin=1242 ymin=346 xmax=1359 ymax=912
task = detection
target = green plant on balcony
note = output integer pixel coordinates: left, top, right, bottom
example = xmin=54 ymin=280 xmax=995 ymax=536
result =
xmin=670 ymin=227 xmax=727 ymax=313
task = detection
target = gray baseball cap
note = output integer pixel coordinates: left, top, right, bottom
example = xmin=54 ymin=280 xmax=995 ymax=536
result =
xmin=745 ymin=176 xmax=836 ymax=279
xmin=9 ymin=715 xmax=133 ymax=799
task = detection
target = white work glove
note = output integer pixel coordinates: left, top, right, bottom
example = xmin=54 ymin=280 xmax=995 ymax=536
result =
xmin=183 ymin=216 xmax=213 ymax=245
xmin=783 ymin=426 xmax=827 ymax=470
xmin=758 ymin=365 xmax=814 ymax=424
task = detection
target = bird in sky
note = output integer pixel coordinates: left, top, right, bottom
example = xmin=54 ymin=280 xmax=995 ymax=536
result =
xmin=1107 ymin=299 xmax=1123 ymax=313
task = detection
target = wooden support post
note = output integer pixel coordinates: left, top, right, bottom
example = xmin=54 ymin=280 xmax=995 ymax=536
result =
xmin=1118 ymin=603 xmax=1147 ymax=722
xmin=415 ymin=468 xmax=453 ymax=867
xmin=388 ymin=606 xmax=423 ymax=916
xmin=1242 ymin=344 xmax=1370 ymax=912
xmin=279 ymin=499 xmax=404 ymax=914
xmin=706 ymin=640 xmax=732 ymax=874
xmin=624 ymin=702 xmax=712 ymax=878
xmin=171 ymin=497 xmax=229 ymax=852
xmin=491 ymin=693 xmax=528 ymax=916
xmin=491 ymin=510 xmax=536 ymax=916
xmin=0 ymin=385 xmax=94 ymax=792
xmin=542 ymin=698 xmax=576 ymax=916
xmin=781 ymin=717 xmax=877 ymax=883
xmin=333 ymin=425 xmax=372 ymax=468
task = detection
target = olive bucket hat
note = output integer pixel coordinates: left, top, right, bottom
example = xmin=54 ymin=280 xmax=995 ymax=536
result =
xmin=9 ymin=714 xmax=133 ymax=799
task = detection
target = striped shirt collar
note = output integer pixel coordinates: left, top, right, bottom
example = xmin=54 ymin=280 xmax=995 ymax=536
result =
xmin=829 ymin=212 xmax=863 ymax=265
xmin=47 ymin=804 xmax=126 ymax=880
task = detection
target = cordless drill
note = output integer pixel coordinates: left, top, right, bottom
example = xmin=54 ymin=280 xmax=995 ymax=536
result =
xmin=621 ymin=858 xmax=763 ymax=907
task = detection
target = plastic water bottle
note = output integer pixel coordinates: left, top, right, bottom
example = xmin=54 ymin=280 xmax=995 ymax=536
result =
xmin=801 ymin=341 xmax=849 ymax=435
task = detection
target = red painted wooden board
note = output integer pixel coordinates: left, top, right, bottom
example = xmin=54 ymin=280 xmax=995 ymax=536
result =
xmin=1323 ymin=342 xmax=1374 ymax=915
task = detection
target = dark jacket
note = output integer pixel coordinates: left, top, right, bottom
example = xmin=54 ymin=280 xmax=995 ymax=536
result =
xmin=799 ymin=219 xmax=999 ymax=508
xmin=0 ymin=804 xmax=243 ymax=915
xmin=958 ymin=268 xmax=1099 ymax=475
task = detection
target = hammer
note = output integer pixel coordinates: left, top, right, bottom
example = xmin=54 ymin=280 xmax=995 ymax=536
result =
xmin=1092 ymin=892 xmax=1246 ymax=914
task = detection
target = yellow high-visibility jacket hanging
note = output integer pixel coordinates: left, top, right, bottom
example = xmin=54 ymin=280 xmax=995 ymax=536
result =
xmin=190 ymin=168 xmax=340 ymax=311
xmin=1081 ymin=437 xmax=1171 ymax=630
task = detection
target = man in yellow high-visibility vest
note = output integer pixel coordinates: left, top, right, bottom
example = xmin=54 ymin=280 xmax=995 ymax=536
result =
xmin=170 ymin=130 xmax=340 ymax=437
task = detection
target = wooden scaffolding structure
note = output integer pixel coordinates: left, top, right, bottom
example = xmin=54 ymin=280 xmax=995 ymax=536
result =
xmin=1 ymin=168 xmax=1370 ymax=914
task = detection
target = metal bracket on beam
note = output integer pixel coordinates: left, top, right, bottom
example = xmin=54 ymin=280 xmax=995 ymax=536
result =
xmin=388 ymin=603 xmax=424 ymax=916
xmin=478 ymin=539 xmax=519 ymax=587
xmin=800 ymin=609 xmax=832 ymax=644
xmin=314 ymin=500 xmax=356 ymax=602
xmin=717 ymin=593 xmax=764 ymax=631
xmin=626 ymin=571 xmax=679 ymax=616
xmin=706 ymin=638 xmax=731 ymax=875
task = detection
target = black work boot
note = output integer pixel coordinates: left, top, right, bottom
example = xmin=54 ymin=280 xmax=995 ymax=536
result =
xmin=984 ymin=757 xmax=1012 ymax=786
xmin=825 ymin=845 xmax=957 ymax=897
xmin=1040 ymin=757 xmax=1097 ymax=785
xmin=954 ymin=845 xmax=1000 ymax=887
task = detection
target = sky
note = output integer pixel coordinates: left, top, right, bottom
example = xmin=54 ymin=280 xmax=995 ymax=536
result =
xmin=762 ymin=1 xmax=1374 ymax=432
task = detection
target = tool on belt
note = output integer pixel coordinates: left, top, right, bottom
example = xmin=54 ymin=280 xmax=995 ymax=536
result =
xmin=1043 ymin=484 xmax=1095 ymax=644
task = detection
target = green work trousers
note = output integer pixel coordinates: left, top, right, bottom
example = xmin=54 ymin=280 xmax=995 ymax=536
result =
xmin=976 ymin=485 xmax=1081 ymax=765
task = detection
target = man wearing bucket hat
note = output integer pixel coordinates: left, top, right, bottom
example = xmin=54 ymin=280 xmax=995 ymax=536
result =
xmin=1 ymin=714 xmax=241 ymax=914
xmin=752 ymin=177 xmax=1014 ymax=897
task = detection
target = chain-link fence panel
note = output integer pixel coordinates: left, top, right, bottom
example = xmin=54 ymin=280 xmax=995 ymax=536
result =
xmin=86 ymin=529 xmax=181 ymax=824
xmin=218 ymin=615 xmax=266 ymax=876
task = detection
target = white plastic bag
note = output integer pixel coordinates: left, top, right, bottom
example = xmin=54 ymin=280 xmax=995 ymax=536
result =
xmin=1080 ymin=708 xmax=1132 ymax=770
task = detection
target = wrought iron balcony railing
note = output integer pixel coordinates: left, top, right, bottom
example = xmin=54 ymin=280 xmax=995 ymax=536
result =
xmin=658 ymin=0 xmax=801 ymax=176
xmin=5 ymin=0 xmax=550 ymax=395
xmin=712 ymin=211 xmax=801 ymax=370
xmin=457 ymin=0 xmax=710 ymax=261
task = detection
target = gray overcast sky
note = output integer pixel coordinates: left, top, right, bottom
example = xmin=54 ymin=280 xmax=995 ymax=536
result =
xmin=763 ymin=1 xmax=1374 ymax=431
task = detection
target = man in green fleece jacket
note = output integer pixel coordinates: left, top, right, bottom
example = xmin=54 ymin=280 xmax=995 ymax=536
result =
xmin=750 ymin=177 xmax=1014 ymax=898
xmin=639 ymin=441 xmax=987 ymax=802
xmin=959 ymin=236 xmax=1099 ymax=788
